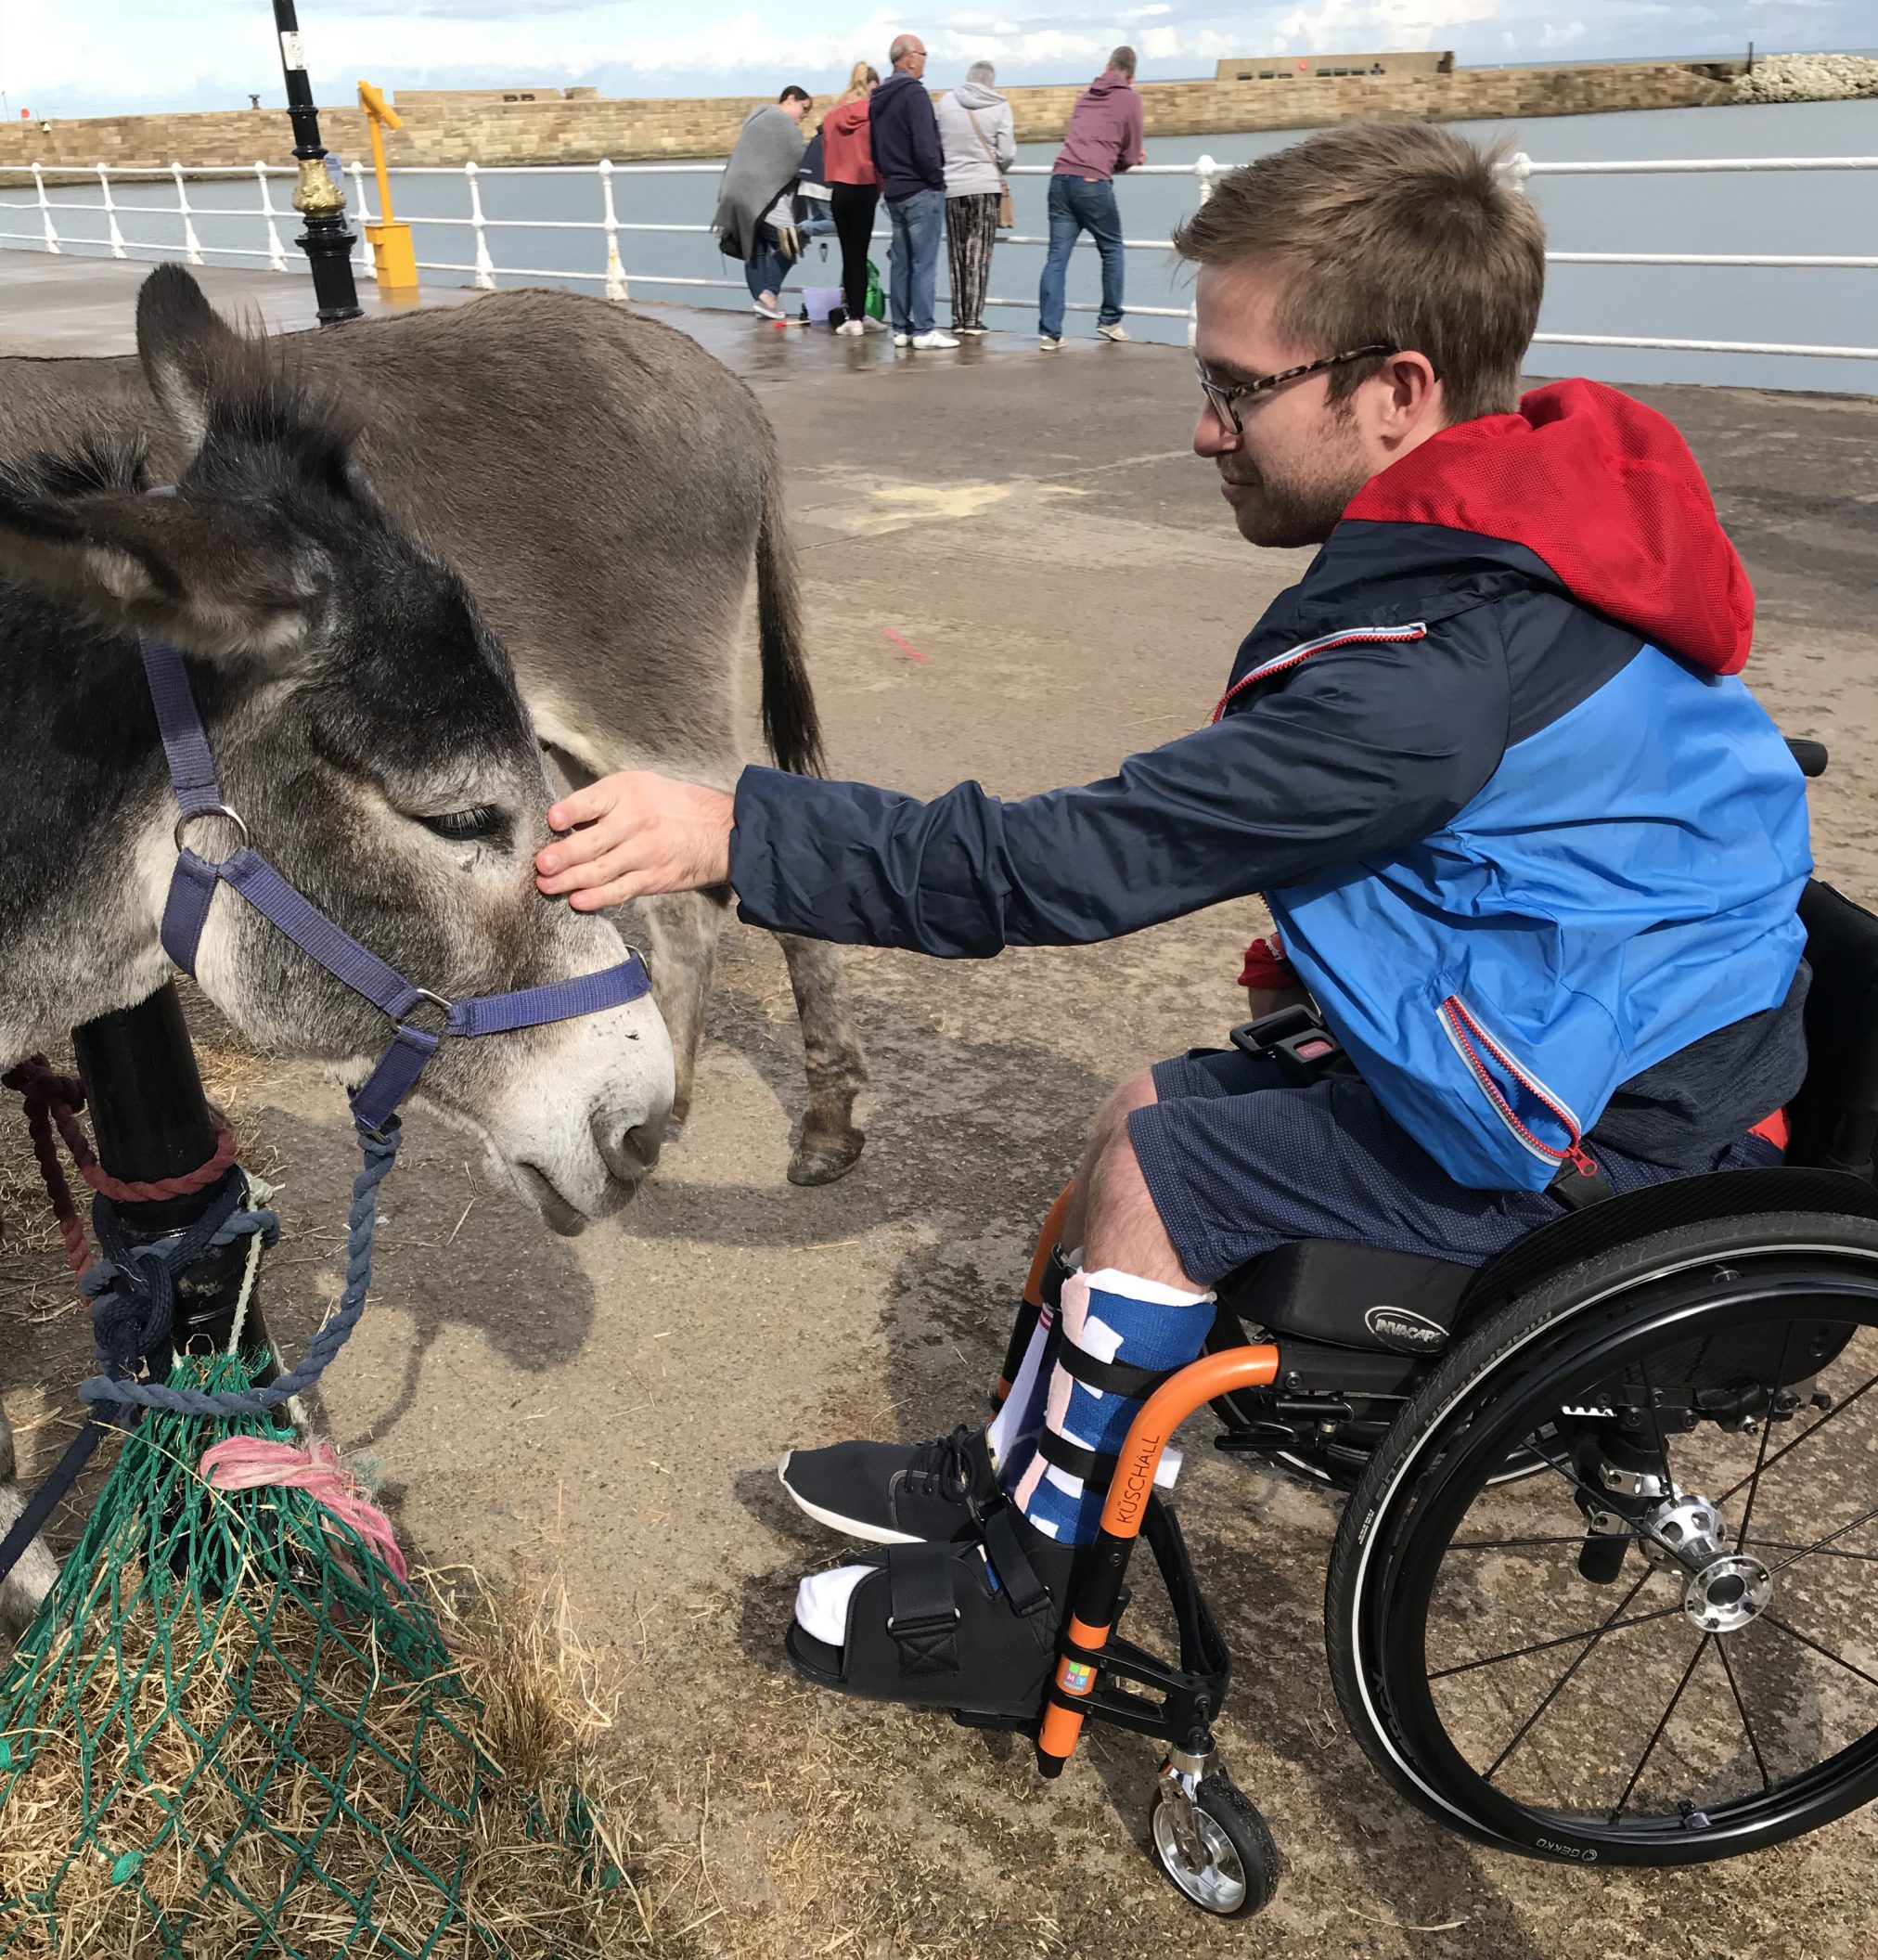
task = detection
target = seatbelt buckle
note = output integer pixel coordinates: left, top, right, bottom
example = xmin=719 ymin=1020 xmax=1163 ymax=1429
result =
xmin=1229 ymin=1005 xmax=1352 ymax=1085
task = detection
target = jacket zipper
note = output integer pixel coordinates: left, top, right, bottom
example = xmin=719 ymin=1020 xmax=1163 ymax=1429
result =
xmin=1212 ymin=623 xmax=1428 ymax=724
xmin=1436 ymin=994 xmax=1589 ymax=1170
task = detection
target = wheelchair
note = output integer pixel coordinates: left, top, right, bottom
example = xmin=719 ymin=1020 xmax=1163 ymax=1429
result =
xmin=1005 ymin=737 xmax=1878 ymax=1917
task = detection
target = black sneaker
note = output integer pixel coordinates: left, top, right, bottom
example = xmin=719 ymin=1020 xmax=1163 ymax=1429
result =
xmin=778 ymin=1423 xmax=1001 ymax=1544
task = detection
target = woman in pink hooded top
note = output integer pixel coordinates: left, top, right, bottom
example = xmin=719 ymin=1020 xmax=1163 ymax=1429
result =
xmin=822 ymin=63 xmax=886 ymax=335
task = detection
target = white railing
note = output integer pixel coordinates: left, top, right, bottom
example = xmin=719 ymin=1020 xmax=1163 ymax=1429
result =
xmin=3 ymin=151 xmax=1875 ymax=361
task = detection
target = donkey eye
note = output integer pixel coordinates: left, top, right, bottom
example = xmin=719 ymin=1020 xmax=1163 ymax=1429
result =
xmin=418 ymin=805 xmax=507 ymax=843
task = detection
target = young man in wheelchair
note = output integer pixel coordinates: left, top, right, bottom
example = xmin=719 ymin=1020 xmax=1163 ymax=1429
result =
xmin=534 ymin=122 xmax=1810 ymax=1718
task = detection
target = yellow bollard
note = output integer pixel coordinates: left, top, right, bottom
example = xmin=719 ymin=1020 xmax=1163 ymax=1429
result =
xmin=357 ymin=79 xmax=418 ymax=295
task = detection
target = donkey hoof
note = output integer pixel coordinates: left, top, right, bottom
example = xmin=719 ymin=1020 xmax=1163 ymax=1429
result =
xmin=787 ymin=1129 xmax=866 ymax=1187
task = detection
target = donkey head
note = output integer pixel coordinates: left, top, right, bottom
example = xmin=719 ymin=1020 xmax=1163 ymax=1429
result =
xmin=0 ymin=267 xmax=673 ymax=1232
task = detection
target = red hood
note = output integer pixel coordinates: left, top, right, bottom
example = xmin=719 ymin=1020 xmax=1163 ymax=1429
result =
xmin=824 ymin=97 xmax=870 ymax=136
xmin=1344 ymin=378 xmax=1754 ymax=677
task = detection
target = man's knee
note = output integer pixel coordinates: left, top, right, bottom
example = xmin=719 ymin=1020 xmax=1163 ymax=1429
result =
xmin=1088 ymin=1066 xmax=1159 ymax=1151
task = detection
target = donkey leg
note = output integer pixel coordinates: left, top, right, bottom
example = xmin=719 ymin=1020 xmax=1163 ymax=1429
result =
xmin=638 ymin=885 xmax=730 ymax=1131
xmin=775 ymin=933 xmax=868 ymax=1186
xmin=0 ymin=1408 xmax=58 ymax=1642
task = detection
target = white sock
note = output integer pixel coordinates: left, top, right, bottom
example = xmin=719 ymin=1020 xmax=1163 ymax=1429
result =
xmin=794 ymin=1564 xmax=874 ymax=1647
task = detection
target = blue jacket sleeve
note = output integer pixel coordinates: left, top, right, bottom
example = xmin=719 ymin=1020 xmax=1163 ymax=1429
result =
xmin=729 ymin=621 xmax=1510 ymax=957
xmin=917 ymin=94 xmax=946 ymax=190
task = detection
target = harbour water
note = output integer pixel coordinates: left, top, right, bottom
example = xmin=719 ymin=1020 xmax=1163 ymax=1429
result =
xmin=7 ymin=97 xmax=1874 ymax=396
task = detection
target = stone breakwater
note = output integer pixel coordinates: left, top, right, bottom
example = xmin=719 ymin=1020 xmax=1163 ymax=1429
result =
xmin=1734 ymin=53 xmax=1878 ymax=103
xmin=0 ymin=59 xmax=1750 ymax=176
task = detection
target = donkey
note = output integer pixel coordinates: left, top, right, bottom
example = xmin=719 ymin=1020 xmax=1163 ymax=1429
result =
xmin=0 ymin=268 xmax=676 ymax=1632
xmin=0 ymin=279 xmax=867 ymax=1186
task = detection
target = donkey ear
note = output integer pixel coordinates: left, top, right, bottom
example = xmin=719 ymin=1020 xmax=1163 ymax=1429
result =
xmin=0 ymin=468 xmax=320 ymax=661
xmin=136 ymin=265 xmax=243 ymax=453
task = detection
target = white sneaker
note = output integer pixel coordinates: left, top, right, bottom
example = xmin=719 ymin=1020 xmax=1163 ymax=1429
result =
xmin=753 ymin=296 xmax=785 ymax=321
xmin=862 ymin=316 xmax=890 ymax=333
xmin=913 ymin=329 xmax=960 ymax=350
xmin=1039 ymin=334 xmax=1062 ymax=352
xmin=1097 ymin=322 xmax=1131 ymax=342
xmin=835 ymin=318 xmax=866 ymax=336
xmin=893 ymin=332 xmax=912 ymax=348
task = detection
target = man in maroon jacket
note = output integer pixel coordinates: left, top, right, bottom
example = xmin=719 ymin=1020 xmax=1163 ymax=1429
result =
xmin=1038 ymin=45 xmax=1147 ymax=348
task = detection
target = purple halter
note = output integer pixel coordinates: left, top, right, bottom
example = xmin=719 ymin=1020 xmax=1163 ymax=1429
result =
xmin=141 ymin=637 xmax=653 ymax=1135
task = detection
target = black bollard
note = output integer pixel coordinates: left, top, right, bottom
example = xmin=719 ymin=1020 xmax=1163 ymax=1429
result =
xmin=71 ymin=983 xmax=277 ymax=1382
xmin=271 ymin=0 xmax=363 ymax=326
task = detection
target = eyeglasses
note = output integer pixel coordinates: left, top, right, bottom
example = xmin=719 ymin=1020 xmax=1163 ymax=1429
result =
xmin=1195 ymin=345 xmax=1395 ymax=435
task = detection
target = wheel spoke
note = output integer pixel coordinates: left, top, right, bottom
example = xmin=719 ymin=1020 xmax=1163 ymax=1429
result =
xmin=1606 ymin=1633 xmax=1710 ymax=1823
xmin=1761 ymin=1613 xmax=1878 ymax=1695
xmin=1713 ymin=1632 xmax=1772 ymax=1796
xmin=1429 ymin=1595 xmax=1681 ymax=1682
xmin=1533 ymin=1441 xmax=1693 ymax=1572
xmin=1445 ymin=1534 xmax=1627 ymax=1554
xmin=1743 ymin=1537 xmax=1878 ymax=1566
xmin=1730 ymin=1322 xmax=1794 ymax=1548
xmin=1761 ymin=1502 xmax=1878 ymax=1580
xmin=1717 ymin=1370 xmax=1878 ymax=1508
xmin=1483 ymin=1567 xmax=1656 ymax=1785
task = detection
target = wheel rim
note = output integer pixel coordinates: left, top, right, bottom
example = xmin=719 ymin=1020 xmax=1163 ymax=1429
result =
xmin=1152 ymin=1797 xmax=1247 ymax=1912
xmin=1362 ymin=1254 xmax=1878 ymax=1857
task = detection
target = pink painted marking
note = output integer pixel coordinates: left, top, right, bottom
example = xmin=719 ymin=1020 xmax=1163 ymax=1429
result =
xmin=881 ymin=628 xmax=928 ymax=663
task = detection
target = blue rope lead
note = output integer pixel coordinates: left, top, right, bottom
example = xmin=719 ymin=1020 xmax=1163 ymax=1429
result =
xmin=75 ymin=1120 xmax=402 ymax=1419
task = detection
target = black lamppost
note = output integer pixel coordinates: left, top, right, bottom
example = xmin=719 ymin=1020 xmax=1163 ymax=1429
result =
xmin=270 ymin=0 xmax=361 ymax=323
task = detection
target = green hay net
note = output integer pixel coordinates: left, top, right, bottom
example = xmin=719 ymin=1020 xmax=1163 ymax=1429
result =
xmin=0 ymin=1352 xmax=617 ymax=1958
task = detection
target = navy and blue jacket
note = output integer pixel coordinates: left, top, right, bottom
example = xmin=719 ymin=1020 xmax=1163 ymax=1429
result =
xmin=730 ymin=380 xmax=1811 ymax=1192
xmin=868 ymin=71 xmax=945 ymax=200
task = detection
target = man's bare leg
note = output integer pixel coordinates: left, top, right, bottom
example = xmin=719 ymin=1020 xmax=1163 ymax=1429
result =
xmin=1061 ymin=1067 xmax=1159 ymax=1253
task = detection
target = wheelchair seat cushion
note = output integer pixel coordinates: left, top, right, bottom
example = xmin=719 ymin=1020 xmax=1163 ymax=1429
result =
xmin=1130 ymin=1043 xmax=1784 ymax=1291
xmin=1218 ymin=1238 xmax=1473 ymax=1357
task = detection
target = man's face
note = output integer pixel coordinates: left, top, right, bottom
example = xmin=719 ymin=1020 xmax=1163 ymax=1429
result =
xmin=1192 ymin=261 xmax=1377 ymax=549
xmin=897 ymin=41 xmax=928 ymax=73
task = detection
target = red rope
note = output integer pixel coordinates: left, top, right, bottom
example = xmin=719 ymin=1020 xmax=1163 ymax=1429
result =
xmin=3 ymin=1056 xmax=238 ymax=1283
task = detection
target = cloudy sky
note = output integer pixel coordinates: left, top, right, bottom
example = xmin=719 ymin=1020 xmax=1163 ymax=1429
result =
xmin=0 ymin=0 xmax=1863 ymax=118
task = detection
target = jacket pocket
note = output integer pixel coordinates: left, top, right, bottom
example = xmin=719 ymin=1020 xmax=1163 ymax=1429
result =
xmin=1435 ymin=994 xmax=1585 ymax=1169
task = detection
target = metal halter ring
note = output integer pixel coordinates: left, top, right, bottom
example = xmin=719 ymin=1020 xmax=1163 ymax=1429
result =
xmin=174 ymin=802 xmax=251 ymax=861
xmin=402 ymin=987 xmax=455 ymax=1035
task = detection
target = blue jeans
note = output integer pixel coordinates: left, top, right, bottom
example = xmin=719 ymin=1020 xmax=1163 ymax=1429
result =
xmin=1038 ymin=174 xmax=1124 ymax=338
xmin=886 ymin=187 xmax=944 ymax=335
xmin=744 ymin=224 xmax=795 ymax=305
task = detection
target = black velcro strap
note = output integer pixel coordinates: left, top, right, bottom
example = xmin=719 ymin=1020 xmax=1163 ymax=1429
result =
xmin=1037 ymin=1427 xmax=1118 ymax=1493
xmin=1056 ymin=1342 xmax=1176 ymax=1400
xmin=886 ymin=1541 xmax=960 ymax=1677
xmin=982 ymin=1507 xmax=1051 ymax=1618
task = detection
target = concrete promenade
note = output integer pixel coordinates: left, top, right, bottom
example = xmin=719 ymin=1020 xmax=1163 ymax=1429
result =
xmin=5 ymin=253 xmax=1878 ymax=1958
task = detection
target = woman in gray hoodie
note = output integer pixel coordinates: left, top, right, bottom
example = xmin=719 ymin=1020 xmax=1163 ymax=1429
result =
xmin=935 ymin=61 xmax=1016 ymax=335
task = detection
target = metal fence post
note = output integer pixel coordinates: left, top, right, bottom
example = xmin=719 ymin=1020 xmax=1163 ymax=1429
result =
xmin=96 ymin=163 xmax=126 ymax=258
xmin=465 ymin=161 xmax=496 ymax=289
xmin=1187 ymin=154 xmax=1218 ymax=347
xmin=32 ymin=162 xmax=61 ymax=252
xmin=255 ymin=161 xmax=289 ymax=272
xmin=1499 ymin=150 xmax=1535 ymax=196
xmin=172 ymin=161 xmax=206 ymax=265
xmin=599 ymin=158 xmax=628 ymax=302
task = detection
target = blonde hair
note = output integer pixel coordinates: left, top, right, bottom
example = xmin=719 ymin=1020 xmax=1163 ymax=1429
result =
xmin=837 ymin=61 xmax=880 ymax=104
xmin=1174 ymin=122 xmax=1546 ymax=424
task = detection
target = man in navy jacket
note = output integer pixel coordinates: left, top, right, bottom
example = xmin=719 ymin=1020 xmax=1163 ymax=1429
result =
xmin=535 ymin=122 xmax=1809 ymax=1715
xmin=868 ymin=32 xmax=954 ymax=346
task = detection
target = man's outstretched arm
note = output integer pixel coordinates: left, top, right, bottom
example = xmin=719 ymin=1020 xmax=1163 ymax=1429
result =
xmin=534 ymin=627 xmax=1508 ymax=952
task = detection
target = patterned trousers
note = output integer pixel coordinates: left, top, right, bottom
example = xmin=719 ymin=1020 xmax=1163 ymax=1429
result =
xmin=945 ymin=192 xmax=1000 ymax=329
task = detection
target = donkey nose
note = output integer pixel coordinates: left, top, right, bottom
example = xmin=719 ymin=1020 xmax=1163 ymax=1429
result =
xmin=596 ymin=1110 xmax=662 ymax=1182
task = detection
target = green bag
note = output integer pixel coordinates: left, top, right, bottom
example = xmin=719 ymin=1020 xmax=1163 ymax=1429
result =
xmin=865 ymin=257 xmax=885 ymax=320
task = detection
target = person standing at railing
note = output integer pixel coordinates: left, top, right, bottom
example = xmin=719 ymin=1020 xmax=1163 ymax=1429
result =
xmin=824 ymin=63 xmax=886 ymax=337
xmin=713 ymin=84 xmax=812 ymax=321
xmin=1038 ymin=45 xmax=1145 ymax=351
xmin=869 ymin=33 xmax=958 ymax=350
xmin=937 ymin=59 xmax=1016 ymax=337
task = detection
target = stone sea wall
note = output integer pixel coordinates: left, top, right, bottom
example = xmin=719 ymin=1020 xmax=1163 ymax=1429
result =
xmin=0 ymin=60 xmax=1751 ymax=176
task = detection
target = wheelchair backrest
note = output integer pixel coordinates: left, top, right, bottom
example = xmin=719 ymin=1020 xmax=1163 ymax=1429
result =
xmin=1789 ymin=880 xmax=1878 ymax=1180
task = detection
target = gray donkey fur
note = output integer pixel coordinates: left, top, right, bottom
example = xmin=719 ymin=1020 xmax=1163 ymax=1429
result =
xmin=0 ymin=270 xmax=679 ymax=1634
xmin=0 ymin=285 xmax=868 ymax=1186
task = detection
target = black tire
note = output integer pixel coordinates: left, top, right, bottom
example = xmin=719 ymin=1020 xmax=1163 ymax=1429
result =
xmin=1149 ymin=1773 xmax=1280 ymax=1916
xmin=1326 ymin=1211 xmax=1878 ymax=1866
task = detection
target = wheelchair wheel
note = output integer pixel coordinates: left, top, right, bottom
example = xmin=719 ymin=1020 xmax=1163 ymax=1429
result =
xmin=1327 ymin=1212 xmax=1878 ymax=1866
xmin=1149 ymin=1771 xmax=1279 ymax=1916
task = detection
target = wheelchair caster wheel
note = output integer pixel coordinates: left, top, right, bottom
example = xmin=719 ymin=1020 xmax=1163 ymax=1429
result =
xmin=1149 ymin=1767 xmax=1278 ymax=1917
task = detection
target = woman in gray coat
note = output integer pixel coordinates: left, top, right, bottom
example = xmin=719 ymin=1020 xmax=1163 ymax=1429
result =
xmin=935 ymin=61 xmax=1016 ymax=334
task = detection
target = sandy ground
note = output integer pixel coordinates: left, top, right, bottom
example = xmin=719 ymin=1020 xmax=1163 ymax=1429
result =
xmin=6 ymin=321 xmax=1878 ymax=1957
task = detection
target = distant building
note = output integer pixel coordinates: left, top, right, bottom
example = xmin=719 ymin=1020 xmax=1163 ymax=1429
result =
xmin=1215 ymin=51 xmax=1454 ymax=82
xmin=392 ymin=85 xmax=588 ymax=108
